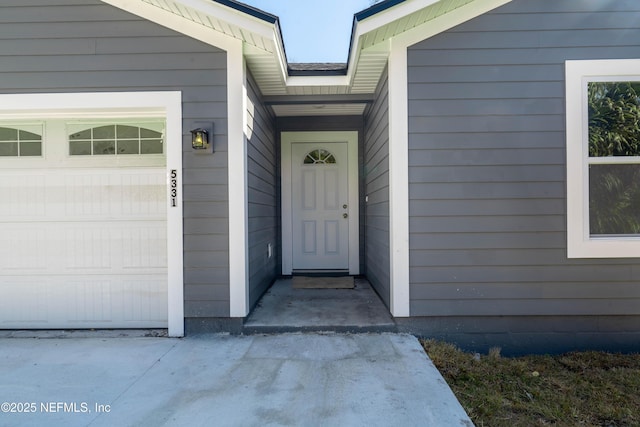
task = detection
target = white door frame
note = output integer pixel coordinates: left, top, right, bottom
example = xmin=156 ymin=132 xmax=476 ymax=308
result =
xmin=281 ymin=131 xmax=359 ymax=275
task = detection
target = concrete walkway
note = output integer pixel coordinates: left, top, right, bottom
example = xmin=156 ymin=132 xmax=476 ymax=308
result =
xmin=0 ymin=333 xmax=473 ymax=427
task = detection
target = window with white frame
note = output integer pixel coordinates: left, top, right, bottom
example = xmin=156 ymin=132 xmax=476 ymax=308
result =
xmin=566 ymin=59 xmax=640 ymax=258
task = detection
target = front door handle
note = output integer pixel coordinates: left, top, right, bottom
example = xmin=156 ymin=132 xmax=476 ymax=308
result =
xmin=343 ymin=213 xmax=348 ymax=219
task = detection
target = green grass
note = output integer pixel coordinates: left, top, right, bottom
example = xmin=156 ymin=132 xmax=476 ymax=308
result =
xmin=421 ymin=339 xmax=640 ymax=427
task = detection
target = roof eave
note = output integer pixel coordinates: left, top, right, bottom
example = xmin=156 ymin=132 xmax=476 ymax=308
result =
xmin=342 ymin=0 xmax=515 ymax=93
xmin=101 ymin=0 xmax=514 ymax=98
xmin=212 ymin=0 xmax=278 ymax=23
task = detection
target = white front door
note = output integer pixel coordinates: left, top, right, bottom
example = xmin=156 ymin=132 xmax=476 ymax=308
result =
xmin=282 ymin=132 xmax=359 ymax=274
xmin=292 ymin=142 xmax=349 ymax=270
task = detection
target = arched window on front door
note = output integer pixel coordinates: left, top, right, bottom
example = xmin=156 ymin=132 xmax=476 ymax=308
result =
xmin=303 ymin=148 xmax=336 ymax=164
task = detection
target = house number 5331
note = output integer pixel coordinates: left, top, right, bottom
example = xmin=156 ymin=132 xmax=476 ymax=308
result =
xmin=170 ymin=170 xmax=178 ymax=207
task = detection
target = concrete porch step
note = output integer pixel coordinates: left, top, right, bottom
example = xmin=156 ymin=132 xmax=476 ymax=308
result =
xmin=243 ymin=277 xmax=397 ymax=334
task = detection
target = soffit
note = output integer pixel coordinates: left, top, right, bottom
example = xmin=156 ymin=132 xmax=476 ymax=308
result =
xmin=107 ymin=0 xmax=509 ymax=113
xmin=356 ymin=0 xmax=476 ymax=50
xmin=135 ymin=0 xmax=289 ymax=95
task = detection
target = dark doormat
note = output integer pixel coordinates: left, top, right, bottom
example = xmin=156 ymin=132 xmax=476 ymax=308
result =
xmin=292 ymin=276 xmax=355 ymax=289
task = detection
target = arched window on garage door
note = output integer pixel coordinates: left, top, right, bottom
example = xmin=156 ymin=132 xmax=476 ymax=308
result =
xmin=0 ymin=124 xmax=42 ymax=157
xmin=68 ymin=122 xmax=164 ymax=156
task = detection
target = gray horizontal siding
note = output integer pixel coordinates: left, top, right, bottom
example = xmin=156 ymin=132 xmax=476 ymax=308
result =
xmin=364 ymin=65 xmax=390 ymax=307
xmin=0 ymin=0 xmax=230 ymax=317
xmin=246 ymin=72 xmax=278 ymax=309
xmin=407 ymin=0 xmax=640 ymax=317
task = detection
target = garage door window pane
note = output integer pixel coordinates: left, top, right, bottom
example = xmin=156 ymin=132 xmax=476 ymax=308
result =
xmin=0 ymin=125 xmax=42 ymax=157
xmin=70 ymin=141 xmax=91 ymax=156
xmin=0 ymin=127 xmax=18 ymax=140
xmin=93 ymin=125 xmax=116 ymax=140
xmin=68 ymin=122 xmax=164 ymax=156
xmin=141 ymin=139 xmax=163 ymax=154
xmin=20 ymin=141 xmax=42 ymax=156
xmin=94 ymin=140 xmax=116 ymax=155
xmin=116 ymin=125 xmax=139 ymax=139
xmin=117 ymin=139 xmax=139 ymax=155
xmin=70 ymin=128 xmax=91 ymax=140
xmin=0 ymin=142 xmax=18 ymax=156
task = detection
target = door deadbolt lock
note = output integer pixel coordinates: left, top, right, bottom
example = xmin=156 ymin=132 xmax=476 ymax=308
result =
xmin=343 ymin=213 xmax=348 ymax=219
xmin=343 ymin=204 xmax=348 ymax=209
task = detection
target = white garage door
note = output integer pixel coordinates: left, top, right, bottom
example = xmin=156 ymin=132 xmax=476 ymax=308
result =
xmin=0 ymin=120 xmax=168 ymax=328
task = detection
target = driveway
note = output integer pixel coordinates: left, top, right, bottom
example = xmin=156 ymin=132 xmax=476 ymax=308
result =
xmin=0 ymin=333 xmax=472 ymax=426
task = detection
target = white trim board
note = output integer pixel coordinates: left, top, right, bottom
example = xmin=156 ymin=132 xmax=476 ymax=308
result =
xmin=386 ymin=0 xmax=513 ymax=317
xmin=228 ymin=44 xmax=250 ymax=317
xmin=102 ymin=0 xmax=246 ymax=52
xmin=281 ymin=131 xmax=360 ymax=276
xmin=0 ymin=91 xmax=185 ymax=337
xmin=388 ymin=40 xmax=410 ymax=317
xmin=565 ymin=59 xmax=640 ymax=258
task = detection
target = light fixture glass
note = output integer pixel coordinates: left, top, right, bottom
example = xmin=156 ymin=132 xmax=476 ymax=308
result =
xmin=191 ymin=128 xmax=209 ymax=150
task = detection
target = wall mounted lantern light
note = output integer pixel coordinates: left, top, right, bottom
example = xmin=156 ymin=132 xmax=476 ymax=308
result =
xmin=191 ymin=128 xmax=210 ymax=150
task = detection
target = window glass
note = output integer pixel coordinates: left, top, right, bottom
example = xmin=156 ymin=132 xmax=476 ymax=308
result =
xmin=70 ymin=128 xmax=91 ymax=140
xmin=94 ymin=140 xmax=116 ymax=155
xmin=588 ymin=82 xmax=640 ymax=157
xmin=587 ymin=81 xmax=640 ymax=237
xmin=0 ymin=142 xmax=18 ymax=156
xmin=0 ymin=125 xmax=42 ymax=157
xmin=304 ymin=149 xmax=336 ymax=164
xmin=589 ymin=164 xmax=640 ymax=235
xmin=0 ymin=127 xmax=18 ymax=140
xmin=116 ymin=125 xmax=139 ymax=139
xmin=68 ymin=122 xmax=164 ymax=156
xmin=117 ymin=139 xmax=139 ymax=154
xmin=141 ymin=139 xmax=163 ymax=154
xmin=18 ymin=129 xmax=41 ymax=141
xmin=69 ymin=141 xmax=91 ymax=156
xmin=19 ymin=141 xmax=42 ymax=156
xmin=92 ymin=125 xmax=116 ymax=140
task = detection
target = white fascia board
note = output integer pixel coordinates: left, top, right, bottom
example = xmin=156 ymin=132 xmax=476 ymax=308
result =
xmin=394 ymin=0 xmax=513 ymax=48
xmin=102 ymin=0 xmax=236 ymax=51
xmin=271 ymin=22 xmax=290 ymax=83
xmin=344 ymin=0 xmax=512 ymax=91
xmin=177 ymin=0 xmax=275 ymax=40
xmin=355 ymin=0 xmax=440 ymax=37
xmin=228 ymin=41 xmax=250 ymax=317
xmin=179 ymin=0 xmax=288 ymax=82
xmin=101 ymin=0 xmax=266 ymax=52
xmin=344 ymin=0 xmax=441 ymax=84
xmin=101 ymin=0 xmax=288 ymax=91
